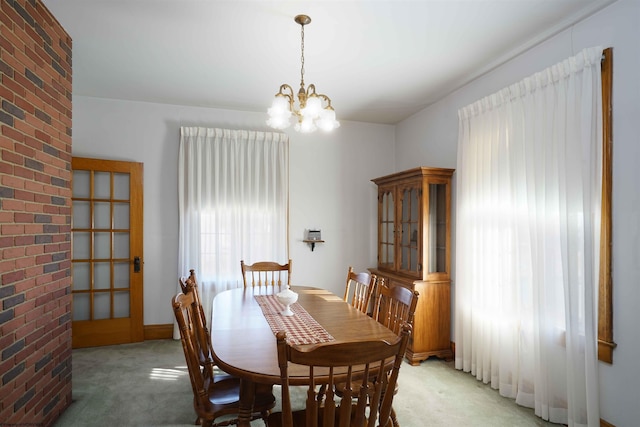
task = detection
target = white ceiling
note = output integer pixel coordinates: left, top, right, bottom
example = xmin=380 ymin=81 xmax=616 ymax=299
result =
xmin=42 ymin=0 xmax=614 ymax=125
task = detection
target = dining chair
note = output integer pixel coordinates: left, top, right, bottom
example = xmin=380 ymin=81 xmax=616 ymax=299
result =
xmin=314 ymin=267 xmax=378 ymax=403
xmin=240 ymin=259 xmax=292 ymax=288
xmin=370 ymin=280 xmax=419 ymax=427
xmin=172 ymin=288 xmax=276 ymax=426
xmin=267 ymin=323 xmax=412 ymax=427
xmin=372 ymin=280 xmax=419 ymax=336
xmin=342 ymin=266 xmax=377 ymax=315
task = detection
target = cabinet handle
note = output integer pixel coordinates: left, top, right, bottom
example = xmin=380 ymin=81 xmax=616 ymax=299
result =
xmin=417 ymin=263 xmax=422 ymax=271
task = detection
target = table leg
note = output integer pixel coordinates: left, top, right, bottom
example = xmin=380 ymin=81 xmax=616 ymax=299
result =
xmin=237 ymin=378 xmax=255 ymax=427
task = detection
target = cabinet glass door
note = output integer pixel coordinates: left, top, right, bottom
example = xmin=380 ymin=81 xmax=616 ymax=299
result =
xmin=378 ymin=188 xmax=395 ymax=269
xmin=399 ymin=185 xmax=420 ymax=277
xmin=428 ymin=183 xmax=448 ymax=273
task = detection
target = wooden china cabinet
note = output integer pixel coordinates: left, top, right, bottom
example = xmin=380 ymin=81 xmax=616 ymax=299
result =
xmin=369 ymin=167 xmax=454 ymax=365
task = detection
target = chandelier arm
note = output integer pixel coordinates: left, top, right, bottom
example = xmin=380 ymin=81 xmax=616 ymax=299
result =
xmin=277 ymin=84 xmax=294 ymax=98
xmin=305 ymin=84 xmax=317 ymax=97
xmin=276 ymin=84 xmax=296 ymax=112
xmin=316 ymin=93 xmax=333 ymax=108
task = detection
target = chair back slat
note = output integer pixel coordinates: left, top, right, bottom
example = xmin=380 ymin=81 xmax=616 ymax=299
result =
xmin=240 ymin=259 xmax=292 ymax=288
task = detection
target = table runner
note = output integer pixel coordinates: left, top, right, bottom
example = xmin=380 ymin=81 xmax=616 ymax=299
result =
xmin=254 ymin=295 xmax=334 ymax=345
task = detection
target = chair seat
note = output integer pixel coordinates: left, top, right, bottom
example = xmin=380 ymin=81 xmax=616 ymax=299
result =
xmin=200 ymin=376 xmax=276 ymax=414
xmin=202 ymin=377 xmax=242 ymax=409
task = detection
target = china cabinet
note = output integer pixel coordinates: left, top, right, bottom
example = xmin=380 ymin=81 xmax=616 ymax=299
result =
xmin=369 ymin=167 xmax=454 ymax=365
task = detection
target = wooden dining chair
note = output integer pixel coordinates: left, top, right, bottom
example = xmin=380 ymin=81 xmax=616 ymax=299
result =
xmin=240 ymin=259 xmax=292 ymax=288
xmin=342 ymin=266 xmax=377 ymax=315
xmin=370 ymin=280 xmax=419 ymax=427
xmin=372 ymin=280 xmax=419 ymax=336
xmin=268 ymin=323 xmax=412 ymax=427
xmin=172 ymin=288 xmax=275 ymax=426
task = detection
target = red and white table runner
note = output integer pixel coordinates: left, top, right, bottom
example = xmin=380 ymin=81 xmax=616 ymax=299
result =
xmin=254 ymin=295 xmax=335 ymax=345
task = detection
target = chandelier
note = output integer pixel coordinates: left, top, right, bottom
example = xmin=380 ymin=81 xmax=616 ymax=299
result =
xmin=266 ymin=15 xmax=340 ymax=133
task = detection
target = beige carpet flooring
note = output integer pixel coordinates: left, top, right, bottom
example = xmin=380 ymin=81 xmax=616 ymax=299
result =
xmin=53 ymin=339 xmax=560 ymax=427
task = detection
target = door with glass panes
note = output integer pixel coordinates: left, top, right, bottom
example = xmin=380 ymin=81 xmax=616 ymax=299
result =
xmin=71 ymin=157 xmax=143 ymax=348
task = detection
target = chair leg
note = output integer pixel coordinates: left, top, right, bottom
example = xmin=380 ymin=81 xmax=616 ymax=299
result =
xmin=390 ymin=406 xmax=399 ymax=427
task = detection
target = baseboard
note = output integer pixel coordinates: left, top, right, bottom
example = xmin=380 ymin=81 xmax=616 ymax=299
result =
xmin=144 ymin=323 xmax=173 ymax=340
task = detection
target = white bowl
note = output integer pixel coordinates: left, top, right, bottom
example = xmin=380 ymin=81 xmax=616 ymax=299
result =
xmin=276 ymin=287 xmax=298 ymax=316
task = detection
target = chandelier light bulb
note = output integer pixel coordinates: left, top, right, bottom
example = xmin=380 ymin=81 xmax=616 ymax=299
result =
xmin=268 ymin=96 xmax=290 ymax=117
xmin=266 ymin=15 xmax=339 ymax=133
xmin=317 ymin=108 xmax=340 ymax=132
xmin=295 ymin=117 xmax=317 ymax=133
xmin=302 ymin=96 xmax=322 ymax=118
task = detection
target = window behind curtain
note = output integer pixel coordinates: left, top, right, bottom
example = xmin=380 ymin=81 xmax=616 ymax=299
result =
xmin=455 ymin=46 xmax=604 ymax=425
xmin=177 ymin=127 xmax=289 ymax=329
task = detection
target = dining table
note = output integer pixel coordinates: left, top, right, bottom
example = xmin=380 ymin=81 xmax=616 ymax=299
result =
xmin=209 ymin=285 xmax=399 ymax=427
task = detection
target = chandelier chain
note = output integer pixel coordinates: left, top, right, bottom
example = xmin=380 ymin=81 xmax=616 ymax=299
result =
xmin=300 ymin=23 xmax=305 ymax=88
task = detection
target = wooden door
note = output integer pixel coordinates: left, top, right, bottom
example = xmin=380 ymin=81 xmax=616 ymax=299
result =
xmin=396 ymin=180 xmax=422 ymax=278
xmin=377 ymin=184 xmax=396 ymax=271
xmin=71 ymin=157 xmax=144 ymax=348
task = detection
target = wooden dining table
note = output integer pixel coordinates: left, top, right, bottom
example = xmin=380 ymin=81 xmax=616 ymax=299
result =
xmin=209 ymin=285 xmax=399 ymax=426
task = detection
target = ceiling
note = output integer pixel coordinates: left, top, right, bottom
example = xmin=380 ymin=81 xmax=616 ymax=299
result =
xmin=42 ymin=0 xmax=614 ymax=125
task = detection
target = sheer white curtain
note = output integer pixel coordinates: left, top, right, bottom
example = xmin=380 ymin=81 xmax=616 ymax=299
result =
xmin=455 ymin=47 xmax=603 ymax=426
xmin=176 ymin=127 xmax=289 ymax=335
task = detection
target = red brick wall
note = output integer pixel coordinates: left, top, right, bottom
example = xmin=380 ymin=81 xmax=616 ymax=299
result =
xmin=0 ymin=1 xmax=72 ymax=425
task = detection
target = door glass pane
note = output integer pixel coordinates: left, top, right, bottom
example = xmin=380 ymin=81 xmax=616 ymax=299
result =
xmin=73 ymin=293 xmax=90 ymax=321
xmin=114 ymin=262 xmax=130 ymax=289
xmin=72 ymin=263 xmax=90 ymax=291
xmin=401 ymin=222 xmax=410 ymax=248
xmin=72 ymin=170 xmax=90 ymax=198
xmin=400 ymin=187 xmax=419 ymax=274
xmin=113 ymin=173 xmax=130 ymax=199
xmin=94 ymin=172 xmax=110 ymax=199
xmin=94 ymin=232 xmax=111 ymax=259
xmin=94 ymin=293 xmax=110 ymax=320
xmin=380 ymin=191 xmax=394 ymax=266
xmin=428 ymin=183 xmax=447 ymax=273
xmin=114 ymin=233 xmax=130 ymax=258
xmin=73 ymin=232 xmax=91 ymax=259
xmin=72 ymin=201 xmax=91 ymax=229
xmin=94 ymin=262 xmax=111 ymax=289
xmin=94 ymin=202 xmax=111 ymax=229
xmin=401 ymin=244 xmax=409 ymax=270
xmin=113 ymin=203 xmax=129 ymax=229
xmin=402 ymin=190 xmax=410 ymax=222
xmin=114 ymin=291 xmax=130 ymax=318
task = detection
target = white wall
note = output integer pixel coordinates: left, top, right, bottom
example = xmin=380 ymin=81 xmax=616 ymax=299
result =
xmin=394 ymin=0 xmax=640 ymax=425
xmin=71 ymin=97 xmax=395 ymax=325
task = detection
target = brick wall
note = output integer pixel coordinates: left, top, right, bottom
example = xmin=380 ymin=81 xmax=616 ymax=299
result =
xmin=0 ymin=1 xmax=72 ymax=425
